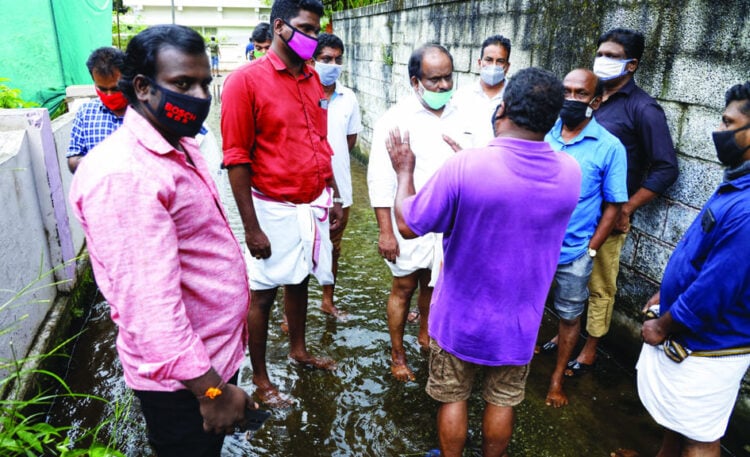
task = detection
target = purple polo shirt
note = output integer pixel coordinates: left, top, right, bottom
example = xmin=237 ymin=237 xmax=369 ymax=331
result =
xmin=402 ymin=137 xmax=581 ymax=365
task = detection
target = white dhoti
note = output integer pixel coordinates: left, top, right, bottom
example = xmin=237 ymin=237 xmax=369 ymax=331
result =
xmin=246 ymin=188 xmax=333 ymax=290
xmin=636 ymin=343 xmax=750 ymax=442
xmin=386 ymin=210 xmax=443 ymax=286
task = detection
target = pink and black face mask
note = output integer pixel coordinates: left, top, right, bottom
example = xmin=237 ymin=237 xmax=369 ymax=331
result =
xmin=282 ymin=20 xmax=318 ymax=61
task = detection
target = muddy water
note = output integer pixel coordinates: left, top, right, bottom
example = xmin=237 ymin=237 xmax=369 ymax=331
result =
xmin=47 ymin=98 xmax=743 ymax=456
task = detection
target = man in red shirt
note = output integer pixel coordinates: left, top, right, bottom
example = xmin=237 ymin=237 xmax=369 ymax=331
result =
xmin=221 ymin=0 xmax=342 ymax=407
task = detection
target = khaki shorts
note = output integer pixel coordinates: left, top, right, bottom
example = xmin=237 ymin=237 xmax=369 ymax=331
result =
xmin=426 ymin=339 xmax=529 ymax=407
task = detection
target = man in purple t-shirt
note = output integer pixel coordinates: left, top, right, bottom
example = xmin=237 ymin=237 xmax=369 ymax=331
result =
xmin=387 ymin=68 xmax=581 ymax=457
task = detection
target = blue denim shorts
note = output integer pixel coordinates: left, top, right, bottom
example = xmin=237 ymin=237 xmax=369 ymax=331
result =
xmin=552 ymin=252 xmax=593 ymax=320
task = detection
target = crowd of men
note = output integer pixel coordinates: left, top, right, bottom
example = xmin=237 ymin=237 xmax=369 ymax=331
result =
xmin=65 ymin=0 xmax=749 ymax=455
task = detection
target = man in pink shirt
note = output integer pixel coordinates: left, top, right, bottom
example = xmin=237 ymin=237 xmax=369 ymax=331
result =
xmin=69 ymin=25 xmax=256 ymax=457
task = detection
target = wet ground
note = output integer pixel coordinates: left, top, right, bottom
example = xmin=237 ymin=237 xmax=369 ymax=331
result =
xmin=47 ymin=90 xmax=748 ymax=457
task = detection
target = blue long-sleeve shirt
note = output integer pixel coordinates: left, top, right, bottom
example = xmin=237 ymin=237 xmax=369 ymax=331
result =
xmin=660 ymin=166 xmax=750 ymax=351
xmin=596 ymin=78 xmax=679 ymax=196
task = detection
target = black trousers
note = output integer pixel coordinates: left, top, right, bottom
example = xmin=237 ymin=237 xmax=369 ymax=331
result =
xmin=133 ymin=373 xmax=238 ymax=457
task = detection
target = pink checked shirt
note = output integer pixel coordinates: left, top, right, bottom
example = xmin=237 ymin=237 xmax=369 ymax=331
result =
xmin=69 ymin=108 xmax=249 ymax=392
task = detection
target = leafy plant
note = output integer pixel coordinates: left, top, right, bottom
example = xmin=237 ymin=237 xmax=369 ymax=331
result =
xmin=0 ymin=79 xmax=40 ymax=109
xmin=0 ymin=260 xmax=129 ymax=456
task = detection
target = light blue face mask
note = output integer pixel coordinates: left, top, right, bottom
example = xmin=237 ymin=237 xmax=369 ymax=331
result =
xmin=418 ymin=81 xmax=454 ymax=110
xmin=480 ymin=65 xmax=505 ymax=86
xmin=315 ymin=61 xmax=343 ymax=86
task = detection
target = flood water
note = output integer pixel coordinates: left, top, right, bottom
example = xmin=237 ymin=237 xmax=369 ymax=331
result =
xmin=47 ymin=96 xmax=747 ymax=457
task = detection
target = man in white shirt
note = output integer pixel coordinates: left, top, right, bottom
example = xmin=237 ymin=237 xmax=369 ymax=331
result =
xmin=451 ymin=35 xmax=511 ymax=148
xmin=313 ymin=33 xmax=363 ymax=317
xmin=367 ymin=44 xmax=468 ymax=382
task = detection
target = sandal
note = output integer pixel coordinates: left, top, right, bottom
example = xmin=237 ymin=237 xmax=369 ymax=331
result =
xmin=406 ymin=309 xmax=420 ymax=325
xmin=539 ymin=341 xmax=557 ymax=353
xmin=564 ymin=359 xmax=594 ymax=377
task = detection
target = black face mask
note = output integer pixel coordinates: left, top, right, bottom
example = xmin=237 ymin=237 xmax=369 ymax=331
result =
xmin=144 ymin=79 xmax=211 ymax=138
xmin=713 ymin=123 xmax=750 ymax=167
xmin=559 ymin=99 xmax=593 ymax=129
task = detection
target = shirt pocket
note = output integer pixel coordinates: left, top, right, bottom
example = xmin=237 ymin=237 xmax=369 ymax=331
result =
xmin=578 ymin=161 xmax=602 ymax=201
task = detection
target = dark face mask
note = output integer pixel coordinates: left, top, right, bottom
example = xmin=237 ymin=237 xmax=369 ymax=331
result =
xmin=144 ymin=79 xmax=211 ymax=138
xmin=713 ymin=123 xmax=750 ymax=167
xmin=559 ymin=99 xmax=593 ymax=129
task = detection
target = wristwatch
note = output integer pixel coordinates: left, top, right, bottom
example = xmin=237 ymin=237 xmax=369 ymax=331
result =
xmin=333 ymin=197 xmax=344 ymax=204
xmin=588 ymin=248 xmax=597 ymax=258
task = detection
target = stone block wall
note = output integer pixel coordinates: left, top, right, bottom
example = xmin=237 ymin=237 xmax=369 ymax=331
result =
xmin=334 ymin=0 xmax=749 ymax=321
xmin=333 ymin=0 xmax=750 ymax=442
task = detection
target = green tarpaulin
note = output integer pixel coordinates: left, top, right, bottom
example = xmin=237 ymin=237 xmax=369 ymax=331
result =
xmin=0 ymin=0 xmax=112 ymax=112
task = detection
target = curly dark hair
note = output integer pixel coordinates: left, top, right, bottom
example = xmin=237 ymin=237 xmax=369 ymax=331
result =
xmin=725 ymin=81 xmax=750 ymax=115
xmin=500 ymin=67 xmax=564 ymax=133
xmin=118 ymin=25 xmax=207 ymax=105
xmin=314 ymin=33 xmax=344 ymax=58
xmin=86 ymin=47 xmax=125 ymax=78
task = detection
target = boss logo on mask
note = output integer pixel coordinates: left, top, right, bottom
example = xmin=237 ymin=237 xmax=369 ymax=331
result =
xmin=164 ymin=101 xmax=198 ymax=125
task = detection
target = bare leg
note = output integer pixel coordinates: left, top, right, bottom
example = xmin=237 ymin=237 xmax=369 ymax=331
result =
xmin=575 ymin=335 xmax=599 ymax=365
xmin=655 ymin=428 xmax=683 ymax=457
xmin=387 ymin=271 xmax=420 ymax=381
xmin=285 ymin=278 xmax=336 ymax=370
xmin=322 ymin=207 xmax=349 ymax=317
xmin=482 ymin=403 xmax=514 ymax=457
xmin=248 ymin=287 xmax=290 ymax=406
xmin=681 ymin=436 xmax=720 ymax=457
xmin=415 ymin=270 xmax=433 ymax=351
xmin=437 ymin=401 xmax=468 ymax=457
xmin=545 ymin=316 xmax=579 ymax=408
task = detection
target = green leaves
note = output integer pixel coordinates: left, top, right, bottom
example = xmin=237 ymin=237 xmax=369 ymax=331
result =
xmin=0 ymin=78 xmax=39 ymax=109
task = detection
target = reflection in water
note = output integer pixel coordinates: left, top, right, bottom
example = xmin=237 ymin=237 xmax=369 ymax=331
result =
xmin=48 ymin=159 xmax=675 ymax=456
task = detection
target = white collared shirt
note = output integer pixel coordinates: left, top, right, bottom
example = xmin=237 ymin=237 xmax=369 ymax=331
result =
xmin=451 ymin=79 xmax=505 ymax=149
xmin=368 ymin=92 xmax=470 ymax=208
xmin=328 ymin=84 xmax=362 ymax=207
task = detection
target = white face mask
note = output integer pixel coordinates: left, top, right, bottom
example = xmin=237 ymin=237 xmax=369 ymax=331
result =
xmin=593 ymin=56 xmax=632 ymax=81
xmin=315 ymin=61 xmax=343 ymax=86
xmin=480 ymin=65 xmax=505 ymax=86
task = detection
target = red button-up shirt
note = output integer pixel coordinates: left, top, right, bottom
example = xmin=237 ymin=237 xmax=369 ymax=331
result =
xmin=221 ymin=50 xmax=334 ymax=203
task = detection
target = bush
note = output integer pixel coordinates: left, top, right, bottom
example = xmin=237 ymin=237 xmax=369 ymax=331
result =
xmin=0 ymin=78 xmax=39 ymax=109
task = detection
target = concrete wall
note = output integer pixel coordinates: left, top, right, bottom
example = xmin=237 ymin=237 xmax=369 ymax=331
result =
xmin=0 ymin=109 xmax=82 ymax=373
xmin=333 ymin=0 xmax=750 ymax=445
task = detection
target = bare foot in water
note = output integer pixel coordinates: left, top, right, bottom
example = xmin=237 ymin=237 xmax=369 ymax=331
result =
xmin=254 ymin=385 xmax=293 ymax=408
xmin=611 ymin=449 xmax=640 ymax=457
xmin=289 ymin=353 xmax=337 ymax=371
xmin=320 ymin=302 xmax=349 ymax=321
xmin=545 ymin=379 xmax=569 ymax=408
xmin=391 ymin=350 xmax=415 ymax=382
xmin=391 ymin=361 xmax=416 ymax=382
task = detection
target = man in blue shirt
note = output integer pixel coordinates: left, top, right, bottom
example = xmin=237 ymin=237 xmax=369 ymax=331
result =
xmin=567 ymin=28 xmax=679 ymax=371
xmin=615 ymin=82 xmax=750 ymax=457
xmin=543 ymin=69 xmax=628 ymax=408
xmin=66 ymin=47 xmax=127 ymax=173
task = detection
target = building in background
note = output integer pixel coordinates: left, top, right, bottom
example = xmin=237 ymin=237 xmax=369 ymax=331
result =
xmin=121 ymin=0 xmax=271 ymax=71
